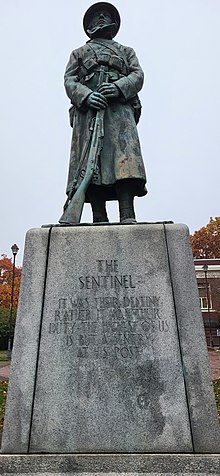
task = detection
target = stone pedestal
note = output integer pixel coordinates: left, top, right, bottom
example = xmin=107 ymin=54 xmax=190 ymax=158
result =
xmin=1 ymin=224 xmax=220 ymax=465
xmin=0 ymin=453 xmax=220 ymax=476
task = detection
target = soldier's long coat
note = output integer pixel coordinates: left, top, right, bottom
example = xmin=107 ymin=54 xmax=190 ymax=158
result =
xmin=64 ymin=38 xmax=147 ymax=201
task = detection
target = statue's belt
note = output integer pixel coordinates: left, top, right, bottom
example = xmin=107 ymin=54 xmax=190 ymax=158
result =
xmin=83 ymin=69 xmax=123 ymax=84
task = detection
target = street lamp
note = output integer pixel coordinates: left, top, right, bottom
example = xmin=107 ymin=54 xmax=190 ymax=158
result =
xmin=7 ymin=244 xmax=19 ymax=358
xmin=202 ymin=264 xmax=213 ymax=348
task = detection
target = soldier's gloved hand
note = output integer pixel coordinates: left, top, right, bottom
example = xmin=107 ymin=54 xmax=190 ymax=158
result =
xmin=86 ymin=92 xmax=108 ymax=110
xmin=97 ymin=83 xmax=120 ymax=98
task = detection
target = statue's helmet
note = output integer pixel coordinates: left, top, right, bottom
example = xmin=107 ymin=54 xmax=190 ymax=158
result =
xmin=83 ymin=2 xmax=121 ymax=39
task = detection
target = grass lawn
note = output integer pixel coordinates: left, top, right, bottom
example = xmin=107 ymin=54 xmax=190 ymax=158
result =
xmin=213 ymin=378 xmax=220 ymax=421
xmin=0 ymin=379 xmax=220 ymax=435
xmin=0 ymin=351 xmax=10 ymax=362
xmin=0 ymin=379 xmax=8 ymax=433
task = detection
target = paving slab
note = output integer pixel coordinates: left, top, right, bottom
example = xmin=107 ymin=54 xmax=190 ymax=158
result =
xmin=208 ymin=350 xmax=220 ymax=380
xmin=0 ymin=364 xmax=10 ymax=382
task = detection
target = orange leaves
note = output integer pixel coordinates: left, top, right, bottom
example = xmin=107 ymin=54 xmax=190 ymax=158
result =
xmin=0 ymin=254 xmax=22 ymax=309
xmin=191 ymin=217 xmax=220 ymax=259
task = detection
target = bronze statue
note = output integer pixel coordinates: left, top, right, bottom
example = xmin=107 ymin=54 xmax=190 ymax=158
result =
xmin=59 ymin=2 xmax=147 ymax=225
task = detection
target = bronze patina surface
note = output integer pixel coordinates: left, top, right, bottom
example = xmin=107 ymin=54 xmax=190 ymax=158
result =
xmin=60 ymin=3 xmax=147 ymax=224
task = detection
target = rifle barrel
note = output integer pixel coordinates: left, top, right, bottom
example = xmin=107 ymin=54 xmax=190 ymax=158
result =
xmin=59 ymin=66 xmax=108 ymax=225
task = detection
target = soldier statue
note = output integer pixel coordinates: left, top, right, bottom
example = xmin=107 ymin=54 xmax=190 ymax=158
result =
xmin=59 ymin=2 xmax=147 ymax=225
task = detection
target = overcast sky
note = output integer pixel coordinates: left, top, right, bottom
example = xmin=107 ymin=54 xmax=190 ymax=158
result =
xmin=1 ymin=0 xmax=220 ymax=265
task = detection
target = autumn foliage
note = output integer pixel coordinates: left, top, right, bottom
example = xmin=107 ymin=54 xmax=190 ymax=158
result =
xmin=191 ymin=217 xmax=220 ymax=259
xmin=0 ymin=255 xmax=22 ymax=309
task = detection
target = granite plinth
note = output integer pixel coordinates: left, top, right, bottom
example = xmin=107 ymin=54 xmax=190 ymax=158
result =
xmin=0 ymin=453 xmax=220 ymax=475
xmin=1 ymin=224 xmax=220 ymax=454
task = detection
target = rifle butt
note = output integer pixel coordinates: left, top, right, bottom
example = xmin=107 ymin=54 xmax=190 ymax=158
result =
xmin=59 ymin=188 xmax=85 ymax=225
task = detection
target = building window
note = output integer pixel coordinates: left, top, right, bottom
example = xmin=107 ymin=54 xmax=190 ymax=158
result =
xmin=198 ymin=284 xmax=212 ymax=310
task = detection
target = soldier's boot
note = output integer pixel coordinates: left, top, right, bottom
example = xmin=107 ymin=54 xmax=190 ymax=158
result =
xmin=116 ymin=181 xmax=137 ymax=224
xmin=91 ymin=200 xmax=109 ymax=223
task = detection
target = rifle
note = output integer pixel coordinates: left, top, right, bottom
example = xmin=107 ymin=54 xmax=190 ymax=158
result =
xmin=59 ymin=66 xmax=108 ymax=225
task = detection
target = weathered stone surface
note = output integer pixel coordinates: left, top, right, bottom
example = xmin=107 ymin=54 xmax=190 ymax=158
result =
xmin=165 ymin=224 xmax=220 ymax=453
xmin=1 ymin=228 xmax=49 ymax=453
xmin=30 ymin=224 xmax=192 ymax=453
xmin=0 ymin=453 xmax=220 ymax=475
xmin=1 ymin=224 xmax=220 ymax=454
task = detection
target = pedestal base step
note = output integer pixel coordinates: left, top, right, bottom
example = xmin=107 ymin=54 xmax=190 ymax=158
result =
xmin=0 ymin=454 xmax=220 ymax=475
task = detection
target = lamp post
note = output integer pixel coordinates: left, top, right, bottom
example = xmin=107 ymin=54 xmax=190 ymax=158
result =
xmin=7 ymin=244 xmax=19 ymax=359
xmin=202 ymin=264 xmax=213 ymax=347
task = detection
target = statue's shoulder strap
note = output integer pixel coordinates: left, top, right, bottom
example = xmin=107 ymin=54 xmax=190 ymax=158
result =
xmin=88 ymin=40 xmax=129 ymax=68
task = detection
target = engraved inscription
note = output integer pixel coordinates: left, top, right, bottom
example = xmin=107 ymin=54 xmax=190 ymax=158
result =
xmin=79 ymin=259 xmax=135 ymax=289
xmin=48 ymin=259 xmax=170 ymax=359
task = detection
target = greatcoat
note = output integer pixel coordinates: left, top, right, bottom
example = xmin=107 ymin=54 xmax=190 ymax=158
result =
xmin=64 ymin=38 xmax=147 ymax=202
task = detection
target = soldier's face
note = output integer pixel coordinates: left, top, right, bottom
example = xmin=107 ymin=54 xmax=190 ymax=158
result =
xmin=89 ymin=10 xmax=113 ymax=30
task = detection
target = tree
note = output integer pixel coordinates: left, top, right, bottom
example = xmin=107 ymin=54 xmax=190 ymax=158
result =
xmin=0 ymin=255 xmax=22 ymax=348
xmin=0 ymin=254 xmax=22 ymax=308
xmin=0 ymin=306 xmax=16 ymax=338
xmin=191 ymin=217 xmax=220 ymax=258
